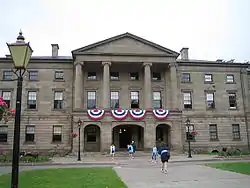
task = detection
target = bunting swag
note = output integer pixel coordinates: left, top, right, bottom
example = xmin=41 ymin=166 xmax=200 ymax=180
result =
xmin=111 ymin=109 xmax=128 ymax=120
xmin=129 ymin=109 xmax=146 ymax=120
xmin=152 ymin=109 xmax=169 ymax=120
xmin=87 ymin=109 xmax=105 ymax=120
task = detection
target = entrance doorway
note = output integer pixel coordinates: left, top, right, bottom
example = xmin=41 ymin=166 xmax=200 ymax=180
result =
xmin=112 ymin=125 xmax=144 ymax=150
xmin=84 ymin=124 xmax=100 ymax=152
xmin=156 ymin=124 xmax=171 ymax=148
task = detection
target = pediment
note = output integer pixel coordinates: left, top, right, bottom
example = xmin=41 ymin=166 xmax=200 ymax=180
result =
xmin=72 ymin=33 xmax=179 ymax=57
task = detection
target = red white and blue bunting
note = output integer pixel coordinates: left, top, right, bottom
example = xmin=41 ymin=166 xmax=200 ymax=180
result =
xmin=152 ymin=109 xmax=169 ymax=120
xmin=111 ymin=109 xmax=128 ymax=120
xmin=129 ymin=109 xmax=147 ymax=120
xmin=87 ymin=109 xmax=105 ymax=120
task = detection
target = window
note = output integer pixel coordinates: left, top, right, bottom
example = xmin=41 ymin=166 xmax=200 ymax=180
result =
xmin=182 ymin=73 xmax=191 ymax=82
xmin=232 ymin=124 xmax=240 ymax=140
xmin=185 ymin=125 xmax=195 ymax=141
xmin=130 ymin=72 xmax=139 ymax=80
xmin=228 ymin=93 xmax=237 ymax=109
xmin=25 ymin=125 xmax=35 ymax=142
xmin=110 ymin=91 xmax=119 ymax=108
xmin=226 ymin=74 xmax=234 ymax=83
xmin=0 ymin=126 xmax=8 ymax=142
xmin=87 ymin=91 xmax=96 ymax=109
xmin=2 ymin=91 xmax=11 ymax=108
xmin=209 ymin=124 xmax=218 ymax=140
xmin=152 ymin=91 xmax=162 ymax=109
xmin=54 ymin=71 xmax=64 ymax=80
xmin=206 ymin=93 xmax=215 ymax=109
xmin=130 ymin=91 xmax=139 ymax=108
xmin=52 ymin=126 xmax=62 ymax=142
xmin=183 ymin=92 xmax=192 ymax=109
xmin=28 ymin=71 xmax=38 ymax=81
xmin=27 ymin=91 xmax=37 ymax=109
xmin=152 ymin=72 xmax=161 ymax=81
xmin=2 ymin=71 xmax=12 ymax=80
xmin=54 ymin=91 xmax=63 ymax=109
xmin=87 ymin=72 xmax=97 ymax=80
xmin=110 ymin=72 xmax=119 ymax=80
xmin=204 ymin=74 xmax=213 ymax=82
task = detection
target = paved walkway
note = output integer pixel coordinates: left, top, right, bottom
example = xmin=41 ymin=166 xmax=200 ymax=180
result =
xmin=114 ymin=159 xmax=250 ymax=188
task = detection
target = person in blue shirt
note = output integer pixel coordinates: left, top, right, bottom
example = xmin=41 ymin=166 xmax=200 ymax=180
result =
xmin=127 ymin=144 xmax=134 ymax=159
xmin=158 ymin=143 xmax=170 ymax=173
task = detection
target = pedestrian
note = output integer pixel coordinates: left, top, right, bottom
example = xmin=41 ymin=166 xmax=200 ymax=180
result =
xmin=151 ymin=145 xmax=158 ymax=163
xmin=110 ymin=143 xmax=116 ymax=159
xmin=158 ymin=142 xmax=170 ymax=174
xmin=127 ymin=143 xmax=134 ymax=159
xmin=131 ymin=141 xmax=136 ymax=156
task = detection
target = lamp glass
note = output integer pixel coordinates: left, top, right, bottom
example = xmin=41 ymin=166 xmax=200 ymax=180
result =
xmin=7 ymin=42 xmax=33 ymax=69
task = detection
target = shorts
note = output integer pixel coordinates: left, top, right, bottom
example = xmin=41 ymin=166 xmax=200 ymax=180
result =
xmin=161 ymin=155 xmax=170 ymax=163
xmin=129 ymin=151 xmax=134 ymax=154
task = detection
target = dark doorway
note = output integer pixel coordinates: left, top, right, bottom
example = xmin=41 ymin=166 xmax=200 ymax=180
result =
xmin=119 ymin=127 xmax=132 ymax=148
xmin=156 ymin=124 xmax=171 ymax=148
xmin=84 ymin=124 xmax=100 ymax=152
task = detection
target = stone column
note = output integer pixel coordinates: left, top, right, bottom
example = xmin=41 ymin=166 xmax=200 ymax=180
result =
xmin=144 ymin=122 xmax=156 ymax=150
xmin=171 ymin=120 xmax=183 ymax=152
xmin=143 ymin=62 xmax=152 ymax=109
xmin=100 ymin=122 xmax=112 ymax=152
xmin=102 ymin=62 xmax=111 ymax=108
xmin=74 ymin=61 xmax=84 ymax=109
xmin=170 ymin=62 xmax=178 ymax=109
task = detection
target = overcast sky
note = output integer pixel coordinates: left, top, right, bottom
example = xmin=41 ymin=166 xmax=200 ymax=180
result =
xmin=0 ymin=0 xmax=249 ymax=62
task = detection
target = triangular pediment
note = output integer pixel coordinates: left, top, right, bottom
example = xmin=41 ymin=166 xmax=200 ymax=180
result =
xmin=72 ymin=32 xmax=179 ymax=57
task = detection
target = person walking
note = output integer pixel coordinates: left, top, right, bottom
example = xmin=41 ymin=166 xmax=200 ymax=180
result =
xmin=158 ymin=143 xmax=170 ymax=174
xmin=127 ymin=143 xmax=134 ymax=159
xmin=110 ymin=143 xmax=116 ymax=160
xmin=151 ymin=145 xmax=158 ymax=163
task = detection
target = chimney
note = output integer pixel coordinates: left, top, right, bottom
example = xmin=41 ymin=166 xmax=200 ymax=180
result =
xmin=51 ymin=44 xmax=59 ymax=57
xmin=216 ymin=59 xmax=223 ymax=63
xmin=180 ymin=47 xmax=189 ymax=60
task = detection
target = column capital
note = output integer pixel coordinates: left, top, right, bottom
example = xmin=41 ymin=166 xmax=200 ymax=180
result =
xmin=169 ymin=62 xmax=177 ymax=68
xmin=102 ymin=61 xmax=111 ymax=66
xmin=143 ymin=62 xmax=152 ymax=67
xmin=74 ymin=61 xmax=84 ymax=66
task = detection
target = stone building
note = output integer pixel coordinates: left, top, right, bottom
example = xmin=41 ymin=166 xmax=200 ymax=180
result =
xmin=0 ymin=32 xmax=250 ymax=154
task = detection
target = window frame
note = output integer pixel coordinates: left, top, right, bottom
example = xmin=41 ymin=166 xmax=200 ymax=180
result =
xmin=87 ymin=72 xmax=97 ymax=80
xmin=129 ymin=72 xmax=139 ymax=80
xmin=110 ymin=91 xmax=119 ymax=109
xmin=152 ymin=72 xmax=161 ymax=81
xmin=54 ymin=91 xmax=64 ymax=109
xmin=232 ymin=124 xmax=241 ymax=140
xmin=27 ymin=91 xmax=37 ymax=110
xmin=183 ymin=92 xmax=192 ymax=109
xmin=228 ymin=93 xmax=237 ymax=109
xmin=130 ymin=91 xmax=139 ymax=108
xmin=209 ymin=124 xmax=218 ymax=141
xmin=152 ymin=91 xmax=162 ymax=109
xmin=1 ymin=91 xmax=11 ymax=108
xmin=206 ymin=92 xmax=215 ymax=109
xmin=110 ymin=72 xmax=119 ymax=80
xmin=0 ymin=126 xmax=8 ymax=143
xmin=28 ymin=71 xmax=38 ymax=81
xmin=2 ymin=70 xmax=12 ymax=80
xmin=204 ymin=74 xmax=213 ymax=83
xmin=182 ymin=73 xmax=191 ymax=82
xmin=25 ymin=125 xmax=35 ymax=142
xmin=226 ymin=74 xmax=235 ymax=83
xmin=87 ymin=91 xmax=97 ymax=109
xmin=54 ymin=70 xmax=64 ymax=80
xmin=52 ymin=126 xmax=62 ymax=142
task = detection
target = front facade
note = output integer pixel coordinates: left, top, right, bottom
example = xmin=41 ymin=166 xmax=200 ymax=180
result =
xmin=0 ymin=32 xmax=250 ymax=154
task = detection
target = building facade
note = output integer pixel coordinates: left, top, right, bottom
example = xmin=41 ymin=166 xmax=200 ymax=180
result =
xmin=0 ymin=32 xmax=250 ymax=154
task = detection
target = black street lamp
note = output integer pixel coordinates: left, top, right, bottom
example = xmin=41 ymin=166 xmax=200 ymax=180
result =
xmin=7 ymin=31 xmax=33 ymax=188
xmin=185 ymin=118 xmax=192 ymax=158
xmin=77 ymin=118 xmax=82 ymax=161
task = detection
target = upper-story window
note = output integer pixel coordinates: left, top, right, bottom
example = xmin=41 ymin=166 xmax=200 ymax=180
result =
xmin=1 ymin=91 xmax=11 ymax=108
xmin=183 ymin=92 xmax=192 ymax=109
xmin=226 ymin=74 xmax=234 ymax=83
xmin=54 ymin=91 xmax=64 ymax=109
xmin=87 ymin=72 xmax=97 ymax=80
xmin=182 ymin=73 xmax=191 ymax=82
xmin=87 ymin=91 xmax=96 ymax=109
xmin=130 ymin=91 xmax=139 ymax=108
xmin=2 ymin=71 xmax=12 ymax=80
xmin=152 ymin=91 xmax=162 ymax=109
xmin=228 ymin=93 xmax=237 ymax=109
xmin=206 ymin=93 xmax=215 ymax=109
xmin=54 ymin=71 xmax=64 ymax=80
xmin=110 ymin=72 xmax=119 ymax=80
xmin=130 ymin=72 xmax=139 ymax=80
xmin=110 ymin=91 xmax=119 ymax=108
xmin=28 ymin=71 xmax=38 ymax=81
xmin=27 ymin=91 xmax=37 ymax=109
xmin=204 ymin=74 xmax=213 ymax=83
xmin=152 ymin=72 xmax=161 ymax=81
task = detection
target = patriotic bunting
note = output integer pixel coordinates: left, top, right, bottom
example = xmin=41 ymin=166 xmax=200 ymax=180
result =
xmin=129 ymin=109 xmax=147 ymax=120
xmin=152 ymin=109 xmax=169 ymax=120
xmin=87 ymin=109 xmax=105 ymax=120
xmin=111 ymin=109 xmax=128 ymax=120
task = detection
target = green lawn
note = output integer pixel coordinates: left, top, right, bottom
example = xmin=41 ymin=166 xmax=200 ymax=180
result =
xmin=0 ymin=168 xmax=127 ymax=188
xmin=205 ymin=162 xmax=250 ymax=175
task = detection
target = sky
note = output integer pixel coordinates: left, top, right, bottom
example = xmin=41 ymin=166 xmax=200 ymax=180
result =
xmin=0 ymin=0 xmax=250 ymax=62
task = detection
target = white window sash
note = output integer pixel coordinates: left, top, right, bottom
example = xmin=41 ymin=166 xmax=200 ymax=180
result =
xmin=111 ymin=92 xmax=119 ymax=99
xmin=0 ymin=126 xmax=8 ymax=133
xmin=28 ymin=92 xmax=37 ymax=100
xmin=53 ymin=126 xmax=62 ymax=134
xmin=205 ymin=75 xmax=212 ymax=81
xmin=131 ymin=92 xmax=139 ymax=100
xmin=87 ymin=92 xmax=96 ymax=100
xmin=206 ymin=93 xmax=214 ymax=101
xmin=153 ymin=92 xmax=161 ymax=100
xmin=55 ymin=92 xmax=63 ymax=100
xmin=2 ymin=91 xmax=11 ymax=100
xmin=26 ymin=126 xmax=35 ymax=134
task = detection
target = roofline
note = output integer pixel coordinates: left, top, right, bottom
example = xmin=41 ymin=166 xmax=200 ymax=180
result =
xmin=71 ymin=32 xmax=180 ymax=57
xmin=0 ymin=56 xmax=72 ymax=63
xmin=73 ymin=52 xmax=177 ymax=57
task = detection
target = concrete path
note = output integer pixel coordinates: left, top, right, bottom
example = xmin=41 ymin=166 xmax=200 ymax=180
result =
xmin=114 ymin=159 xmax=250 ymax=188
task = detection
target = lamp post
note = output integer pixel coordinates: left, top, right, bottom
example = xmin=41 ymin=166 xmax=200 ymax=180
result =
xmin=185 ymin=118 xmax=192 ymax=158
xmin=7 ymin=31 xmax=33 ymax=188
xmin=77 ymin=118 xmax=82 ymax=161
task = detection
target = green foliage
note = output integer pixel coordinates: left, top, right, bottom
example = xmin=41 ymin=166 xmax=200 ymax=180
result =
xmin=0 ymin=154 xmax=50 ymax=163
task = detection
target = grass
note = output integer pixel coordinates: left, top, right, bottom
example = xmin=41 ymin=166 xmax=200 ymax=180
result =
xmin=0 ymin=168 xmax=127 ymax=188
xmin=205 ymin=162 xmax=250 ymax=175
